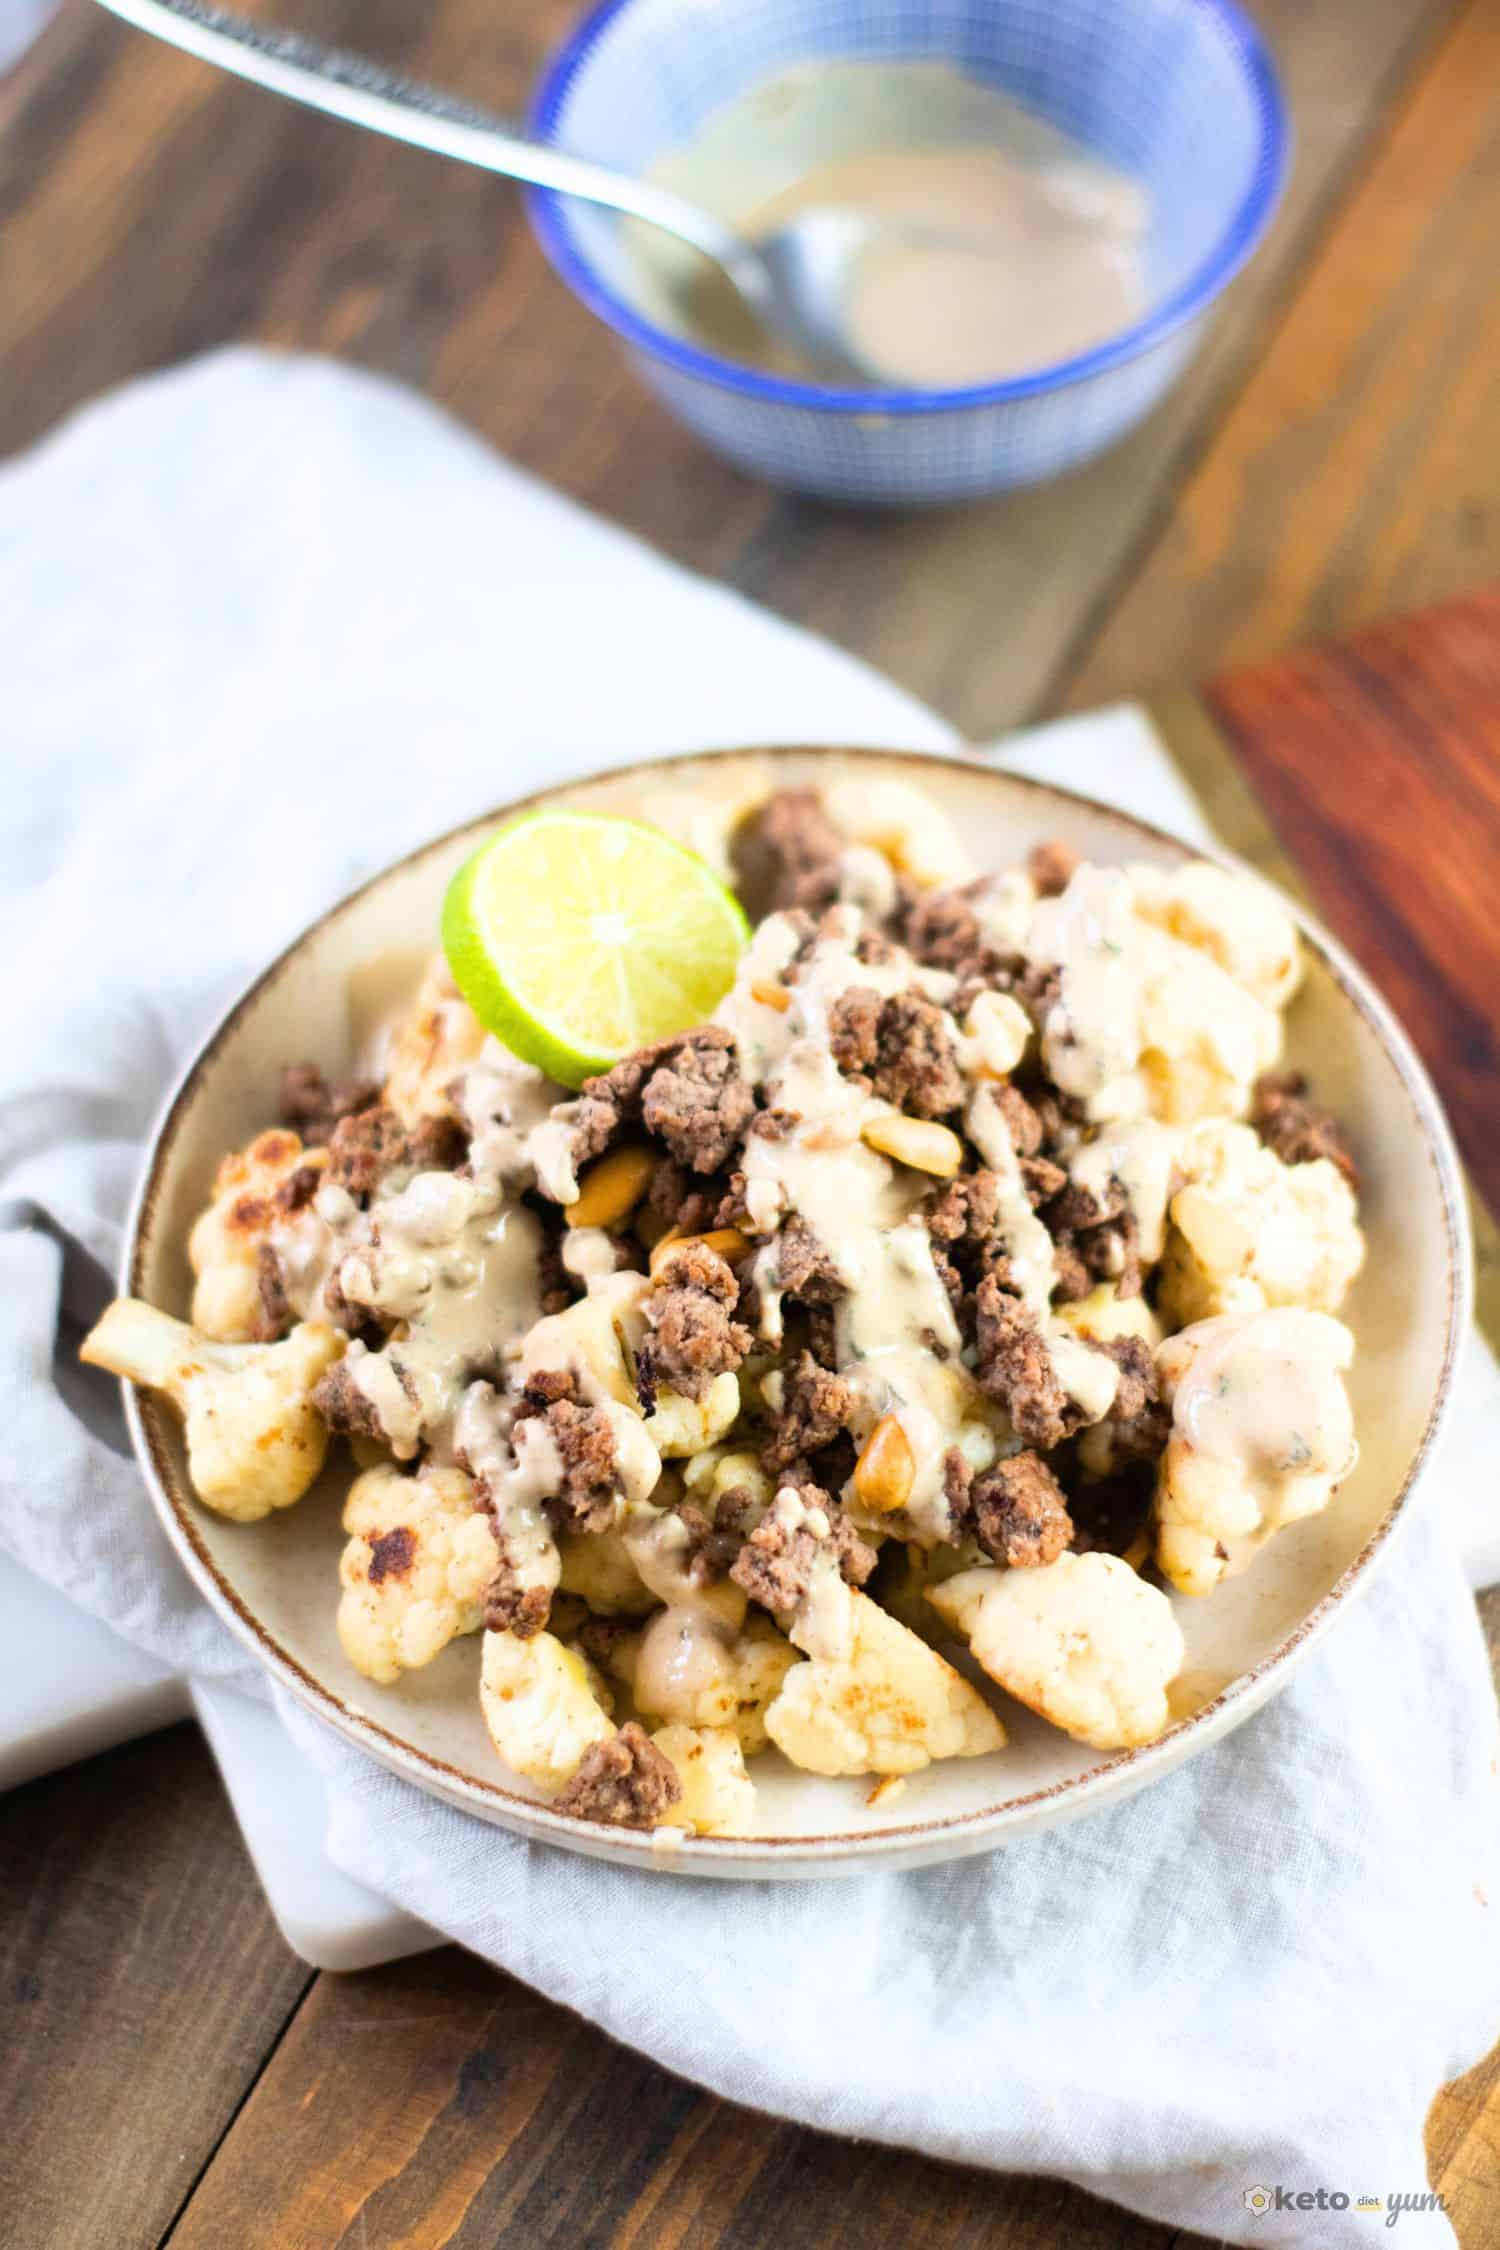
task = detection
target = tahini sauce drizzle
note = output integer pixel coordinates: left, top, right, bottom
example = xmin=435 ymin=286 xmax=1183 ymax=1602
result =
xmin=1167 ymin=1309 xmax=1357 ymax=1515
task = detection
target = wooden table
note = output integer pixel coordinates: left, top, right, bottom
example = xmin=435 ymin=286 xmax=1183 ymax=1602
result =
xmin=4 ymin=0 xmax=1500 ymax=2241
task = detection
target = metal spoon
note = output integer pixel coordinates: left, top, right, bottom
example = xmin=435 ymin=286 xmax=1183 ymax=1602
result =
xmin=91 ymin=0 xmax=923 ymax=383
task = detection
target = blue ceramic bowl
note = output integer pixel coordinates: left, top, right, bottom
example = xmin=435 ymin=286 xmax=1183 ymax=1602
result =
xmin=527 ymin=0 xmax=1287 ymax=506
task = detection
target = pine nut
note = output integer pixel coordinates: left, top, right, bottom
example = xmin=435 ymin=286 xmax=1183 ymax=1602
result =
xmin=650 ymin=1226 xmax=753 ymax=1277
xmin=854 ymin=1415 xmax=916 ymax=1514
xmin=566 ymin=1144 xmax=658 ymax=1229
xmin=860 ymin=1114 xmax=963 ymax=1178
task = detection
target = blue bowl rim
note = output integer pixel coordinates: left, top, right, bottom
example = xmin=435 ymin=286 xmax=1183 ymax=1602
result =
xmin=525 ymin=0 xmax=1290 ymax=416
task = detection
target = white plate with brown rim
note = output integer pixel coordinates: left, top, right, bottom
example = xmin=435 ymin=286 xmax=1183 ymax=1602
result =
xmin=120 ymin=746 xmax=1470 ymax=1877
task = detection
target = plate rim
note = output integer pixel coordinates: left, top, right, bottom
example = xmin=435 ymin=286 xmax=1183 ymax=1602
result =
xmin=120 ymin=744 xmax=1471 ymax=1874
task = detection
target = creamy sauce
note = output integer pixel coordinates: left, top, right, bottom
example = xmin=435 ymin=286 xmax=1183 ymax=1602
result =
xmin=1164 ymin=1309 xmax=1357 ymax=1519
xmin=339 ymin=1176 xmax=544 ymax=1458
xmin=455 ymin=1380 xmax=562 ymax=1601
xmin=1029 ymin=866 xmax=1145 ymax=1110
xmin=457 ymin=1040 xmax=565 ymax=1188
xmin=635 ymin=61 xmax=1148 ymax=391
xmin=1069 ymin=1117 xmax=1179 ymax=1264
xmin=765 ymin=1486 xmax=855 ymax=1662
xmin=623 ymin=1507 xmax=748 ymax=1721
xmin=715 ymin=907 xmax=1126 ymax=1518
xmin=1029 ymin=867 xmax=1279 ymax=1124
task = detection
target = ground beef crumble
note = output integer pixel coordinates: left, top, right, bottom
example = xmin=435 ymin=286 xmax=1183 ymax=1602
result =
xmin=278 ymin=1063 xmax=381 ymax=1147
xmin=646 ymin=1157 xmax=729 ymax=1239
xmin=772 ymin=1215 xmax=846 ymax=1305
xmin=635 ymin=1241 xmax=751 ymax=1409
xmin=568 ymin=1027 xmax=755 ymax=1179
xmin=484 ymin=1567 xmax=551 ymax=1639
xmin=1044 ymin=1177 xmax=1143 ymax=1301
xmin=311 ymin=1356 xmax=396 ymax=1442
xmin=553 ymin=1722 xmax=682 ymax=1830
xmin=732 ymin=787 xmax=846 ymax=915
xmin=761 ymin=1351 xmax=858 ymax=1473
xmin=972 ymin=1276 xmax=1075 ymax=1451
xmin=946 ymin=1446 xmax=1074 ymax=1568
xmin=925 ymin=1170 xmax=1019 ymax=1316
xmin=513 ymin=1371 xmax=621 ymax=1536
xmin=730 ymin=1486 xmax=876 ymax=1615
xmin=1094 ymin=1335 xmax=1170 ymax=1466
xmin=828 ymin=987 xmax=965 ymax=1118
xmin=1251 ymin=1071 xmax=1360 ymax=1190
xmin=322 ymin=1104 xmax=467 ymax=1198
xmin=898 ymin=880 xmax=1013 ymax=991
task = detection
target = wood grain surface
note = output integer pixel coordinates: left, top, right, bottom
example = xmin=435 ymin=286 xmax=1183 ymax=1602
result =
xmin=3 ymin=0 xmax=1499 ymax=2243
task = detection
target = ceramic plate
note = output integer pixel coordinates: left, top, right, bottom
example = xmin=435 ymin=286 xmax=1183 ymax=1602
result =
xmin=121 ymin=748 xmax=1469 ymax=1876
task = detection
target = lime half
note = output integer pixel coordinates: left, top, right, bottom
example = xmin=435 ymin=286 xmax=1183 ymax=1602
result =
xmin=442 ymin=810 xmax=750 ymax=1088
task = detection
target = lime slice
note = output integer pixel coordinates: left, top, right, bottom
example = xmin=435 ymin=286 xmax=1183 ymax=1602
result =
xmin=442 ymin=810 xmax=750 ymax=1088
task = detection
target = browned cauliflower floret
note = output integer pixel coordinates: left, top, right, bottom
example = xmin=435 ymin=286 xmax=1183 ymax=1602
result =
xmin=337 ymin=1462 xmax=495 ymax=1684
xmin=380 ymin=956 xmax=488 ymax=1126
xmin=608 ymin=1608 xmax=799 ymax=1751
xmin=80 ymin=1299 xmax=342 ymax=1521
xmin=764 ymin=1588 xmax=1006 ymax=1777
xmin=478 ymin=1627 xmax=614 ymax=1795
xmin=929 ymin=1552 xmax=1184 ymax=1749
xmin=187 ymin=1128 xmax=320 ymax=1341
xmin=1158 ymin=1121 xmax=1364 ymax=1327
xmin=1127 ymin=860 xmax=1303 ymax=1011
xmin=1153 ymin=1307 xmax=1358 ymax=1595
xmin=650 ymin=1724 xmax=756 ymax=1835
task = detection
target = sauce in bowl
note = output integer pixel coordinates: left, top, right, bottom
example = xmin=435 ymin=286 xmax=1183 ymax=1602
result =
xmin=631 ymin=60 xmax=1150 ymax=390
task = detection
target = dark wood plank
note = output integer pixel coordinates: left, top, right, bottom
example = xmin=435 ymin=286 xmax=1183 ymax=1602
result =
xmin=1064 ymin=0 xmax=1500 ymax=719
xmin=0 ymin=0 xmax=1455 ymax=740
xmin=164 ymin=1948 xmax=1222 ymax=2250
xmin=0 ymin=1724 xmax=311 ymax=2250
xmin=1204 ymin=585 xmax=1500 ymax=1219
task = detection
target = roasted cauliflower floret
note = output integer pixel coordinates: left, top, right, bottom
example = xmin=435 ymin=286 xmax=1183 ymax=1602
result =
xmin=187 ymin=1128 xmax=318 ymax=1341
xmin=764 ymin=1589 xmax=1006 ymax=1777
xmin=681 ymin=1446 xmax=775 ymax=1521
xmin=479 ymin=1627 xmax=614 ymax=1795
xmin=930 ymin=1552 xmax=1184 ymax=1750
xmin=1158 ymin=1120 xmax=1364 ymax=1327
xmin=1154 ymin=1307 xmax=1358 ymax=1595
xmin=337 ymin=1462 xmax=495 ymax=1683
xmin=822 ymin=776 xmax=973 ymax=887
xmin=643 ymin=1372 xmax=741 ymax=1459
xmin=381 ymin=955 xmax=487 ymax=1125
xmin=80 ymin=1299 xmax=342 ymax=1521
xmin=1128 ymin=860 xmax=1303 ymax=1011
xmin=1134 ymin=936 xmax=1283 ymax=1126
xmin=651 ymin=1724 xmax=756 ymax=1835
xmin=556 ymin=1529 xmax=657 ymax=1616
xmin=617 ymin=1609 xmax=799 ymax=1750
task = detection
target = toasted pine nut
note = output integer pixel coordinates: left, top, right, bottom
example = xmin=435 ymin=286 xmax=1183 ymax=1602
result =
xmin=567 ymin=1144 xmax=657 ymax=1229
xmin=860 ymin=1114 xmax=963 ymax=1178
xmin=651 ymin=1226 xmax=753 ymax=1277
xmin=751 ymin=980 xmax=792 ymax=1013
xmin=648 ymin=1227 xmax=684 ymax=1275
xmin=854 ymin=1414 xmax=916 ymax=1514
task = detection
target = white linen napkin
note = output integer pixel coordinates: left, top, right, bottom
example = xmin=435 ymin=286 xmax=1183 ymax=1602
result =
xmin=3 ymin=349 xmax=1496 ymax=2248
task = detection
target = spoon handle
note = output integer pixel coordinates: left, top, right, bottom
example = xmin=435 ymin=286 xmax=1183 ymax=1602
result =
xmin=92 ymin=0 xmax=741 ymax=267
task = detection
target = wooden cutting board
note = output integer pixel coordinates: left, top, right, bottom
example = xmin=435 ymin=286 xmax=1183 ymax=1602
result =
xmin=1150 ymin=581 xmax=1500 ymax=1350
